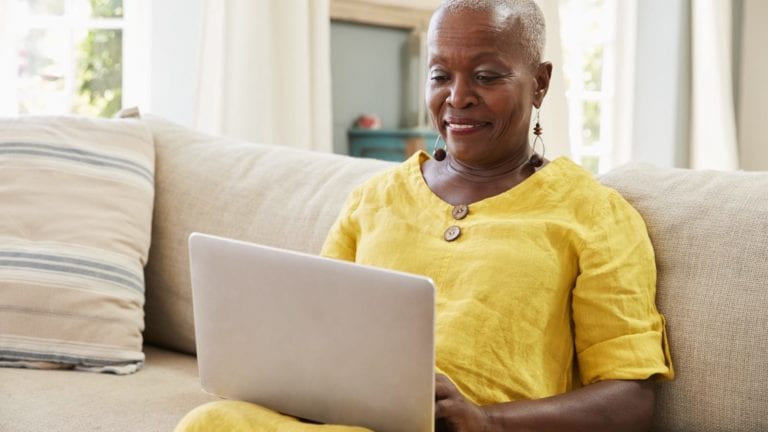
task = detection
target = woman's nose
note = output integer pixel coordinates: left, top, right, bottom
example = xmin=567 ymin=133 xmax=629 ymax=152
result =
xmin=447 ymin=78 xmax=478 ymax=109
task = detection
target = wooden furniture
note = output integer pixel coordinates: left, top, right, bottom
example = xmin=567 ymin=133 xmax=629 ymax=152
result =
xmin=348 ymin=128 xmax=438 ymax=161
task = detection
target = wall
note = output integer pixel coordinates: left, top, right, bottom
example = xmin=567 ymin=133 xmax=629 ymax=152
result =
xmin=355 ymin=0 xmax=440 ymax=8
xmin=732 ymin=0 xmax=743 ymax=120
xmin=330 ymin=21 xmax=411 ymax=155
xmin=738 ymin=0 xmax=768 ymax=170
xmin=631 ymin=0 xmax=690 ymax=168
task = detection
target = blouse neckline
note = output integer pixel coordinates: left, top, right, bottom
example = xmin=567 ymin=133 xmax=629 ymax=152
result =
xmin=407 ymin=150 xmax=573 ymax=211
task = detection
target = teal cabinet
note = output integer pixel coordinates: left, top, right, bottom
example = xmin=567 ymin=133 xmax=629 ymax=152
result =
xmin=348 ymin=129 xmax=439 ymax=162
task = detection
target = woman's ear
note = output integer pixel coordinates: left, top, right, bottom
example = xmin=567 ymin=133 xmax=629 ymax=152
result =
xmin=532 ymin=61 xmax=553 ymax=109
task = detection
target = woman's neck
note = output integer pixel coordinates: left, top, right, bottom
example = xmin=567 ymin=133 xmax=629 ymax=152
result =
xmin=443 ymin=151 xmax=533 ymax=184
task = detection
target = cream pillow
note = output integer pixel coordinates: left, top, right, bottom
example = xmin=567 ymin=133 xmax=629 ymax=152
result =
xmin=0 ymin=114 xmax=154 ymax=374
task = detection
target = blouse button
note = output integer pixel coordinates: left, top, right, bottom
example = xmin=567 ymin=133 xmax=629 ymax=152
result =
xmin=444 ymin=225 xmax=461 ymax=242
xmin=451 ymin=204 xmax=469 ymax=220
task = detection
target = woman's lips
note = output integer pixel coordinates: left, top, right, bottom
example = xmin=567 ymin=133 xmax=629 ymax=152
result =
xmin=445 ymin=121 xmax=489 ymax=135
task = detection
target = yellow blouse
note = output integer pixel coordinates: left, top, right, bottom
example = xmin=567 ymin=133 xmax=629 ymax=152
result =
xmin=321 ymin=151 xmax=673 ymax=405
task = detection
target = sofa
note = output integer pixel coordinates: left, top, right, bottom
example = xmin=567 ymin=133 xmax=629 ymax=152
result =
xmin=1 ymin=115 xmax=766 ymax=431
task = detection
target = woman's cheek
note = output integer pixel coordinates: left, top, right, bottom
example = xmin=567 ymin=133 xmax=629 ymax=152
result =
xmin=426 ymin=90 xmax=446 ymax=129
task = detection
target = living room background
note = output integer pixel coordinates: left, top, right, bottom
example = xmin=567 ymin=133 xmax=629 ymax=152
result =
xmin=330 ymin=21 xmax=410 ymax=156
xmin=1 ymin=0 xmax=766 ymax=171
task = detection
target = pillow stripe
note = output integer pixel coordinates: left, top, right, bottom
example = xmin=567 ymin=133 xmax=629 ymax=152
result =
xmin=0 ymin=142 xmax=153 ymax=184
xmin=0 ymin=259 xmax=143 ymax=293
xmin=0 ymin=250 xmax=143 ymax=287
xmin=1 ymin=305 xmax=138 ymax=324
xmin=0 ymin=349 xmax=143 ymax=367
xmin=0 ymin=142 xmax=153 ymax=176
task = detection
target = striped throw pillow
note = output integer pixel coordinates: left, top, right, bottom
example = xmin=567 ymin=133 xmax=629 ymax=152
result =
xmin=0 ymin=114 xmax=154 ymax=374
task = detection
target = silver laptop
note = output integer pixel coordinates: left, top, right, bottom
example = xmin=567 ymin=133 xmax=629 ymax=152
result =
xmin=188 ymin=232 xmax=435 ymax=432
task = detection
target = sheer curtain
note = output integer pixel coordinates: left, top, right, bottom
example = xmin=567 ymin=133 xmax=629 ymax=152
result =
xmin=689 ymin=0 xmax=739 ymax=170
xmin=608 ymin=0 xmax=638 ymax=169
xmin=122 ymin=0 xmax=152 ymax=112
xmin=617 ymin=0 xmax=740 ymax=170
xmin=738 ymin=0 xmax=768 ymax=170
xmin=0 ymin=0 xmax=18 ymax=115
xmin=194 ymin=0 xmax=332 ymax=152
xmin=536 ymin=0 xmax=571 ymax=159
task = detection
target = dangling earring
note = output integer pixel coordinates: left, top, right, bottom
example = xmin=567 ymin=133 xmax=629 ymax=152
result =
xmin=433 ymin=134 xmax=447 ymax=161
xmin=529 ymin=110 xmax=545 ymax=168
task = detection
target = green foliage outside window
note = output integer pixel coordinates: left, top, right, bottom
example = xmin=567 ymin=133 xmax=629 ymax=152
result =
xmin=90 ymin=0 xmax=123 ymax=17
xmin=74 ymin=0 xmax=123 ymax=117
xmin=583 ymin=45 xmax=603 ymax=92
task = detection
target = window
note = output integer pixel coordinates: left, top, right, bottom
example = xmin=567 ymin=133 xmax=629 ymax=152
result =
xmin=559 ymin=0 xmax=618 ymax=174
xmin=8 ymin=0 xmax=125 ymax=117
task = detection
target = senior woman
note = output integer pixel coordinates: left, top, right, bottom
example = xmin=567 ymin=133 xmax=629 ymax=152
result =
xmin=176 ymin=0 xmax=673 ymax=431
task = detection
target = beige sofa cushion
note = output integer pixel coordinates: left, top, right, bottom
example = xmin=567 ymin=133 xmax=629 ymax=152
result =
xmin=600 ymin=164 xmax=768 ymax=432
xmin=143 ymin=116 xmax=393 ymax=354
xmin=0 ymin=346 xmax=216 ymax=432
xmin=0 ymin=115 xmax=154 ymax=374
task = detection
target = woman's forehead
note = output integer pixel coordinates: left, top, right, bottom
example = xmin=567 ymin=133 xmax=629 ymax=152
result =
xmin=429 ymin=8 xmax=512 ymax=37
xmin=427 ymin=9 xmax=525 ymax=61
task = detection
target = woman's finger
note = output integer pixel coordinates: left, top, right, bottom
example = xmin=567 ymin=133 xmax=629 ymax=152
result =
xmin=435 ymin=373 xmax=459 ymax=400
xmin=434 ymin=398 xmax=458 ymax=418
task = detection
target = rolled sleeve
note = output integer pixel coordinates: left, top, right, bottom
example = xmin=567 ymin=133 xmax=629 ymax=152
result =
xmin=573 ymin=192 xmax=674 ymax=385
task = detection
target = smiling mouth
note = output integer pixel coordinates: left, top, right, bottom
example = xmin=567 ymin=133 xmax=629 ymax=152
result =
xmin=445 ymin=121 xmax=489 ymax=132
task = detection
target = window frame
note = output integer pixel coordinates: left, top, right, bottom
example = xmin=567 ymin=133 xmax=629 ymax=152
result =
xmin=4 ymin=0 xmax=150 ymax=117
xmin=559 ymin=0 xmax=635 ymax=174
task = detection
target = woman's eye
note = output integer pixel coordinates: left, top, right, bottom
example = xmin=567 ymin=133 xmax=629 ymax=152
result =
xmin=430 ymin=75 xmax=449 ymax=82
xmin=476 ymin=74 xmax=499 ymax=83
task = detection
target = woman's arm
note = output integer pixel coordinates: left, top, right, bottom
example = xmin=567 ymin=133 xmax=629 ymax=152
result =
xmin=435 ymin=373 xmax=655 ymax=432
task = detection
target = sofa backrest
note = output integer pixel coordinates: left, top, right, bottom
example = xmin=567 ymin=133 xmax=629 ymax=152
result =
xmin=142 ymin=116 xmax=393 ymax=354
xmin=601 ymin=164 xmax=768 ymax=432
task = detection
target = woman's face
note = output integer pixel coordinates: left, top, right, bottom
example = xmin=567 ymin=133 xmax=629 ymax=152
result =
xmin=426 ymin=9 xmax=546 ymax=166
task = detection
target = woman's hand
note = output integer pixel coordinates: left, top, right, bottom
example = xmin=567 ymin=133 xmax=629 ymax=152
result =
xmin=435 ymin=373 xmax=491 ymax=432
xmin=435 ymin=377 xmax=655 ymax=432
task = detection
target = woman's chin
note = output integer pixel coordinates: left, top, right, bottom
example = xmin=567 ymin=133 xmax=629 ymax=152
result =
xmin=447 ymin=146 xmax=491 ymax=164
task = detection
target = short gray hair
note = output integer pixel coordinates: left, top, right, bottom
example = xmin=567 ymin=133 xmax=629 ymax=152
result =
xmin=436 ymin=0 xmax=546 ymax=65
